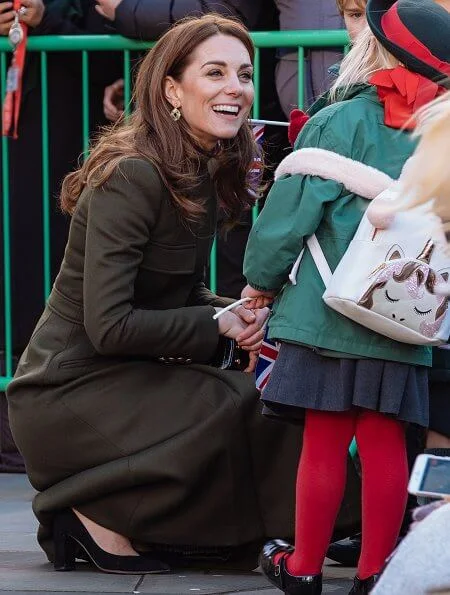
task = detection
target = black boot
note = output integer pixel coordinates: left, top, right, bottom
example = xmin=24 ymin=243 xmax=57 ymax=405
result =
xmin=348 ymin=575 xmax=379 ymax=594
xmin=327 ymin=531 xmax=404 ymax=567
xmin=259 ymin=539 xmax=322 ymax=595
xmin=326 ymin=533 xmax=362 ymax=567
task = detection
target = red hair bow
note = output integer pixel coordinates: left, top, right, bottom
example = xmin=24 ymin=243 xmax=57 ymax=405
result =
xmin=369 ymin=66 xmax=446 ymax=130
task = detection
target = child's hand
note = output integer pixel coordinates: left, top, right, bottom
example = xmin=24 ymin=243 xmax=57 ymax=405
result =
xmin=244 ymin=351 xmax=259 ymax=374
xmin=241 ymin=284 xmax=275 ymax=310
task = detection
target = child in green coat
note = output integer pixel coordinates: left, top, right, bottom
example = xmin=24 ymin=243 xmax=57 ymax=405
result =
xmin=242 ymin=2 xmax=450 ymax=594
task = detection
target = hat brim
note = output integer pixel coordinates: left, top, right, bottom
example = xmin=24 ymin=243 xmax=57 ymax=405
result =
xmin=366 ymin=0 xmax=450 ymax=87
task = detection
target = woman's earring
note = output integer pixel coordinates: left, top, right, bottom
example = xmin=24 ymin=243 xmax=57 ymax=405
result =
xmin=170 ymin=106 xmax=181 ymax=121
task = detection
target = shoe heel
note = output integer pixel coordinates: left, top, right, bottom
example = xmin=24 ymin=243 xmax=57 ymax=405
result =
xmin=53 ymin=530 xmax=77 ymax=571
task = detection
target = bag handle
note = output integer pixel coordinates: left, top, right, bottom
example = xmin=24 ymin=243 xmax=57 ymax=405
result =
xmin=277 ymin=148 xmax=394 ymax=287
xmin=288 ymin=236 xmax=332 ymax=287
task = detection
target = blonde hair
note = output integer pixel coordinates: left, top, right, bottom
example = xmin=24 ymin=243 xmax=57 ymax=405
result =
xmin=402 ymin=91 xmax=450 ymax=222
xmin=330 ymin=25 xmax=399 ymax=101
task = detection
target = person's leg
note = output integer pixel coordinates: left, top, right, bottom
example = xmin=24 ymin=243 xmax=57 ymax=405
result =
xmin=279 ymin=408 xmax=357 ymax=575
xmin=423 ymin=381 xmax=450 ymax=503
xmin=326 ymin=422 xmax=424 ymax=566
xmin=426 ymin=430 xmax=450 ymax=449
xmin=355 ymin=410 xmax=408 ymax=579
xmin=419 ymin=431 xmax=450 ymax=505
xmin=426 ymin=381 xmax=450 ymax=452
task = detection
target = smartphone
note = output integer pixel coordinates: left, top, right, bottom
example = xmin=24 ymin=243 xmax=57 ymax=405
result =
xmin=408 ymin=454 xmax=450 ymax=499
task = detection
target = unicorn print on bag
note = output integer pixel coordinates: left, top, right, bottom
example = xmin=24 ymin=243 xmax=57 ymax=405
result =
xmin=358 ymin=241 xmax=450 ymax=339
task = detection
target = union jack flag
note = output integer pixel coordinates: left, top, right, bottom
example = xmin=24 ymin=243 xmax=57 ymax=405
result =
xmin=247 ymin=124 xmax=265 ymax=195
xmin=255 ymin=327 xmax=280 ymax=393
xmin=252 ymin=123 xmax=265 ymax=144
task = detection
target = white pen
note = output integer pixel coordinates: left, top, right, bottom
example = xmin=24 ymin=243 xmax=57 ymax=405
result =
xmin=212 ymin=297 xmax=253 ymax=320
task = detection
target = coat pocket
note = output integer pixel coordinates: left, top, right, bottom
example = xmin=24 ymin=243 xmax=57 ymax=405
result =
xmin=141 ymin=242 xmax=196 ymax=275
xmin=58 ymin=357 xmax=99 ymax=370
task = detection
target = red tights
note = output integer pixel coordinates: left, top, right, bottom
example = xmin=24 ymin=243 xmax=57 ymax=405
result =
xmin=277 ymin=408 xmax=408 ymax=580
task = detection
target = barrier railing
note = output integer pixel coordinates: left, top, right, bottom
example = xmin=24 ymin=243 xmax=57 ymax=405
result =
xmin=0 ymin=30 xmax=349 ymax=390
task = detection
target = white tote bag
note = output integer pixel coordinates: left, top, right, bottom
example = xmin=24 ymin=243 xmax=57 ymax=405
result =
xmin=276 ymin=149 xmax=450 ymax=346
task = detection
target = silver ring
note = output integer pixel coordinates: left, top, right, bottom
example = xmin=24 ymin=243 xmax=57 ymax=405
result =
xmin=18 ymin=6 xmax=28 ymax=16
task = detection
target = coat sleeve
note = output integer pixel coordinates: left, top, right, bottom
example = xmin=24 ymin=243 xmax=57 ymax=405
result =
xmin=113 ymin=0 xmax=258 ymax=39
xmin=186 ymin=280 xmax=235 ymax=308
xmin=83 ymin=159 xmax=219 ymax=361
xmin=243 ymin=119 xmax=345 ymax=292
xmin=33 ymin=0 xmax=87 ymax=35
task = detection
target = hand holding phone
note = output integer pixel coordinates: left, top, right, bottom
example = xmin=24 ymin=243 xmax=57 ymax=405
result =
xmin=408 ymin=454 xmax=450 ymax=499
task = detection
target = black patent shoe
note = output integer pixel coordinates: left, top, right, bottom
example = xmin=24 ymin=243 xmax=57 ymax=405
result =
xmin=259 ymin=539 xmax=322 ymax=594
xmin=53 ymin=509 xmax=170 ymax=574
xmin=348 ymin=574 xmax=379 ymax=594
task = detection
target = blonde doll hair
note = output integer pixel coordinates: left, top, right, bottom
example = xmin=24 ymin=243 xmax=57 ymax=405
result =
xmin=402 ymin=91 xmax=450 ymax=223
xmin=330 ymin=25 xmax=399 ymax=101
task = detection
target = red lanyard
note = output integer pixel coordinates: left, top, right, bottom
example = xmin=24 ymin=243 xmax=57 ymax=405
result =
xmin=2 ymin=0 xmax=28 ymax=139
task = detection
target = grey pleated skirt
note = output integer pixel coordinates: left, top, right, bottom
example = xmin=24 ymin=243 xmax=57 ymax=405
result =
xmin=262 ymin=342 xmax=429 ymax=427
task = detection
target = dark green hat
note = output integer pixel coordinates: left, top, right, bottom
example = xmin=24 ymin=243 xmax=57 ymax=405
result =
xmin=366 ymin=0 xmax=450 ymax=87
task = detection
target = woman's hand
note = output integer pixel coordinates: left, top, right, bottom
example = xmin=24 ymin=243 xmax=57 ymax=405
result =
xmin=17 ymin=0 xmax=45 ymax=28
xmin=95 ymin=0 xmax=122 ymax=21
xmin=215 ymin=309 xmax=248 ymax=341
xmin=234 ymin=306 xmax=269 ymax=351
xmin=241 ymin=284 xmax=276 ymax=310
xmin=103 ymin=78 xmax=124 ymax=122
xmin=0 ymin=2 xmax=14 ymax=36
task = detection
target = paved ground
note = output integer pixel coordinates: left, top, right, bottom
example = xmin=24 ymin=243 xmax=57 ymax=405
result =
xmin=0 ymin=474 xmax=355 ymax=594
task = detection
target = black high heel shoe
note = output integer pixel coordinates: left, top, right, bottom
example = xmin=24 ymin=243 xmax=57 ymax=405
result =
xmin=348 ymin=574 xmax=379 ymax=594
xmin=259 ymin=539 xmax=322 ymax=595
xmin=53 ymin=509 xmax=170 ymax=574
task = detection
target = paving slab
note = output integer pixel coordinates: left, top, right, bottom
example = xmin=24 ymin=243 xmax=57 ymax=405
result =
xmin=137 ymin=572 xmax=351 ymax=594
xmin=0 ymin=474 xmax=354 ymax=594
xmin=138 ymin=570 xmax=269 ymax=594
xmin=0 ymin=552 xmax=139 ymax=592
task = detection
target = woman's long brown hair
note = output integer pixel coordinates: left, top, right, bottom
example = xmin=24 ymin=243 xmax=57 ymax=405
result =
xmin=60 ymin=14 xmax=259 ymax=225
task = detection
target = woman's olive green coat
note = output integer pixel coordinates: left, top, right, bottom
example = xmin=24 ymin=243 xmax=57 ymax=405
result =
xmin=7 ymin=159 xmax=313 ymax=561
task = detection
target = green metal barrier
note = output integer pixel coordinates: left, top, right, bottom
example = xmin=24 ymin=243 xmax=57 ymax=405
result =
xmin=0 ymin=30 xmax=349 ymax=391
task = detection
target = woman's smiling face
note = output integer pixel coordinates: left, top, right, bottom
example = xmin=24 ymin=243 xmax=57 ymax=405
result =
xmin=165 ymin=34 xmax=254 ymax=150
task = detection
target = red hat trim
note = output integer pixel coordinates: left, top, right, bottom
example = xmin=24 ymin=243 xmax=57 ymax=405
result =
xmin=381 ymin=4 xmax=450 ymax=78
